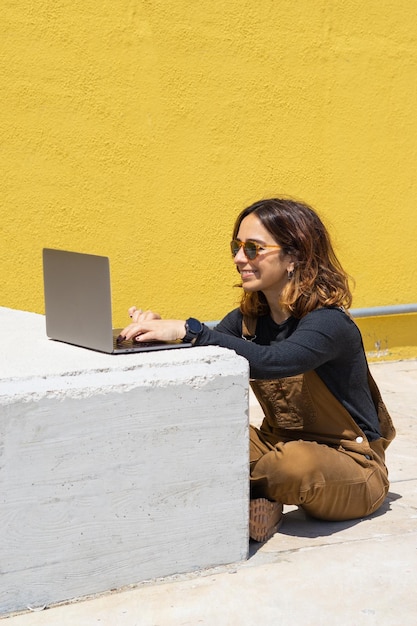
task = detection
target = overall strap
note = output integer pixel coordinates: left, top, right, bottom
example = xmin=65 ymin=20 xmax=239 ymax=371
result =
xmin=366 ymin=369 xmax=396 ymax=446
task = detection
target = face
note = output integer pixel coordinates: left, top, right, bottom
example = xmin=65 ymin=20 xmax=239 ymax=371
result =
xmin=234 ymin=212 xmax=294 ymax=301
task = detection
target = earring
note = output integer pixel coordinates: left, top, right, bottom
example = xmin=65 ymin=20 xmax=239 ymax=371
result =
xmin=287 ymin=269 xmax=294 ymax=280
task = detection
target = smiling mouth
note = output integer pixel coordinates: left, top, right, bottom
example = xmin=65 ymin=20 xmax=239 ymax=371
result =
xmin=240 ymin=269 xmax=257 ymax=278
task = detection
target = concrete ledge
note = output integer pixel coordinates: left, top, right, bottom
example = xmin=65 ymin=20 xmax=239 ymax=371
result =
xmin=0 ymin=308 xmax=249 ymax=616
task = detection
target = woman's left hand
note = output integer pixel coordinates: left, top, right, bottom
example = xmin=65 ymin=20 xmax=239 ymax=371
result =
xmin=118 ymin=317 xmax=186 ymax=344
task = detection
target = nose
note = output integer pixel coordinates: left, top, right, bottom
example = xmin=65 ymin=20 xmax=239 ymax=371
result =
xmin=233 ymin=245 xmax=248 ymax=264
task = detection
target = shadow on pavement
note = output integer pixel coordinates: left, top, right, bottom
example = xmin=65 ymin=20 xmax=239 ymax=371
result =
xmin=248 ymin=491 xmax=402 ymax=555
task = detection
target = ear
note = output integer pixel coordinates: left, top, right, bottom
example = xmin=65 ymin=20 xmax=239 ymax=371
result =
xmin=286 ymin=258 xmax=295 ymax=273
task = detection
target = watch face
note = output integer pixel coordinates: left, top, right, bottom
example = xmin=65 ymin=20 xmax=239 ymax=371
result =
xmin=187 ymin=318 xmax=202 ymax=334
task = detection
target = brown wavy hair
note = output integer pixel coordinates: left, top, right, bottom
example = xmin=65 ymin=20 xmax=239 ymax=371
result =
xmin=233 ymin=198 xmax=353 ymax=319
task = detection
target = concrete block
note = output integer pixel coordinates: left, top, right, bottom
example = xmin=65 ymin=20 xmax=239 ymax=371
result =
xmin=0 ymin=308 xmax=249 ymax=616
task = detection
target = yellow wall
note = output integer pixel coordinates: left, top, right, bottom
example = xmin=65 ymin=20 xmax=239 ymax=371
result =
xmin=1 ymin=1 xmax=416 ymax=356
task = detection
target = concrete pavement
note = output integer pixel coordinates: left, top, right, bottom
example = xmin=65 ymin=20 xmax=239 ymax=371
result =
xmin=3 ymin=359 xmax=417 ymax=626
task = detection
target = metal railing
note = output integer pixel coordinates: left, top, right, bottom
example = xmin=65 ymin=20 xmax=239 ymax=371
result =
xmin=205 ymin=303 xmax=417 ymax=328
xmin=349 ymin=303 xmax=417 ymax=318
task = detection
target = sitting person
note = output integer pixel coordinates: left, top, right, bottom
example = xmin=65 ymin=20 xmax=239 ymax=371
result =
xmin=119 ymin=197 xmax=395 ymax=542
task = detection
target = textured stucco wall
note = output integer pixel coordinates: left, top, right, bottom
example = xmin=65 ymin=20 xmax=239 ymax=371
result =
xmin=1 ymin=1 xmax=416 ymax=353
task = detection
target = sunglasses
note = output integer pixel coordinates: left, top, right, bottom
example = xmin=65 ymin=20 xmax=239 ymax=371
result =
xmin=230 ymin=239 xmax=282 ymax=260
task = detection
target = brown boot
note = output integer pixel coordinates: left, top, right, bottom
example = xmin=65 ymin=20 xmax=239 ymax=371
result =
xmin=249 ymin=498 xmax=283 ymax=542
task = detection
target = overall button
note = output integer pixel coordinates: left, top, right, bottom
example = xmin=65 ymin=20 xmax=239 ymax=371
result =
xmin=355 ymin=436 xmax=364 ymax=443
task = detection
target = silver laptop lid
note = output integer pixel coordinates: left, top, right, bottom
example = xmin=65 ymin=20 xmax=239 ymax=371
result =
xmin=43 ymin=248 xmax=114 ymax=352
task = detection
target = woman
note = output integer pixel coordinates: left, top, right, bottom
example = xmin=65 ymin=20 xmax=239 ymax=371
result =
xmin=119 ymin=197 xmax=395 ymax=542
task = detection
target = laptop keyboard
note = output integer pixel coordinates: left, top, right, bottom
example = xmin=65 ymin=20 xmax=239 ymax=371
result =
xmin=113 ymin=337 xmax=165 ymax=350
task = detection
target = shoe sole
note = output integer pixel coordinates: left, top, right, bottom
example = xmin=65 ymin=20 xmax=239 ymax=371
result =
xmin=249 ymin=498 xmax=283 ymax=542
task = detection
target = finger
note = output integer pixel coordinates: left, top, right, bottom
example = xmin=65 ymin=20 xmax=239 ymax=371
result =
xmin=140 ymin=309 xmax=161 ymax=321
xmin=133 ymin=330 xmax=158 ymax=342
xmin=131 ymin=308 xmax=145 ymax=322
xmin=117 ymin=322 xmax=141 ymax=342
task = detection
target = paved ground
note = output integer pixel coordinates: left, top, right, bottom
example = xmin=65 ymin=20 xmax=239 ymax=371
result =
xmin=3 ymin=360 xmax=417 ymax=626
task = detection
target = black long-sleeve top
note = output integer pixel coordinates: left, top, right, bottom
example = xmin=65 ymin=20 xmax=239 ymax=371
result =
xmin=195 ymin=307 xmax=381 ymax=441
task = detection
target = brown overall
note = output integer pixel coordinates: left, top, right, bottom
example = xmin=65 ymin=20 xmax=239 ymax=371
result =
xmin=244 ymin=318 xmax=396 ymax=521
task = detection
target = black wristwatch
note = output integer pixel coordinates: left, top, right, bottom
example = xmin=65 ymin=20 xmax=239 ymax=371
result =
xmin=183 ymin=317 xmax=203 ymax=343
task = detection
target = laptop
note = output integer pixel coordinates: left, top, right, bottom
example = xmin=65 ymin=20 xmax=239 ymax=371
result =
xmin=43 ymin=248 xmax=193 ymax=354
